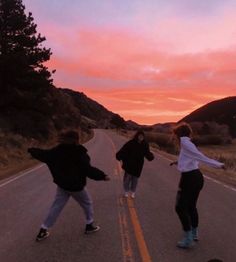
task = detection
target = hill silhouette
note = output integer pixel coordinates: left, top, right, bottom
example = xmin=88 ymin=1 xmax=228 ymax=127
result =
xmin=0 ymin=86 xmax=128 ymax=140
xmin=180 ymin=97 xmax=236 ymax=137
xmin=0 ymin=86 xmax=127 ymax=177
xmin=61 ymin=88 xmax=124 ymax=128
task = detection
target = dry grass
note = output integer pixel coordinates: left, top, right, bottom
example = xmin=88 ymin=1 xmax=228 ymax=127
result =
xmin=0 ymin=132 xmax=37 ymax=179
xmin=199 ymin=140 xmax=236 ymax=177
xmin=0 ymin=129 xmax=93 ymax=179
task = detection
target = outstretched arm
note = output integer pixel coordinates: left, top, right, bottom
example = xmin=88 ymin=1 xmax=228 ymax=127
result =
xmin=144 ymin=143 xmax=154 ymax=161
xmin=79 ymin=149 xmax=110 ymax=181
xmin=86 ymin=166 xmax=110 ymax=181
xmin=182 ymin=140 xmax=224 ymax=169
xmin=28 ymin=148 xmax=53 ymax=163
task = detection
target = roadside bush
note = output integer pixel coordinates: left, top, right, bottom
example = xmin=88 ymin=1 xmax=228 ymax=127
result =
xmin=217 ymin=154 xmax=236 ymax=171
xmin=192 ymin=135 xmax=232 ymax=146
xmin=190 ymin=121 xmax=231 ymax=138
xmin=145 ymin=132 xmax=177 ymax=154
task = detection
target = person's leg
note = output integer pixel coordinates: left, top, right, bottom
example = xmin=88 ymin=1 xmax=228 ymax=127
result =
xmin=130 ymin=176 xmax=138 ymax=192
xmin=71 ymin=188 xmax=94 ymax=224
xmin=175 ymin=190 xmax=191 ymax=232
xmin=36 ymin=187 xmax=70 ymax=241
xmin=130 ymin=176 xmax=139 ymax=198
xmin=72 ymin=188 xmax=100 ymax=234
xmin=188 ymin=171 xmax=204 ymax=241
xmin=175 ymin=175 xmax=194 ymax=248
xmin=123 ymin=172 xmax=131 ymax=195
xmin=188 ymin=191 xmax=201 ymax=228
xmin=42 ymin=187 xmax=70 ymax=229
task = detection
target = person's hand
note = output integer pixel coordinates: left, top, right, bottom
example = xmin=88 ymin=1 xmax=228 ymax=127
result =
xmin=104 ymin=175 xmax=110 ymax=181
xmin=170 ymin=161 xmax=177 ymax=166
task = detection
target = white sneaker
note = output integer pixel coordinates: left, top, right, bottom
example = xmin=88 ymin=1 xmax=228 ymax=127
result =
xmin=131 ymin=192 xmax=135 ymax=199
xmin=124 ymin=192 xmax=129 ymax=198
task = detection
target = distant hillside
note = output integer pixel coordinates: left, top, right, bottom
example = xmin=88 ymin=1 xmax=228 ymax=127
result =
xmin=151 ymin=122 xmax=176 ymax=133
xmin=61 ymin=88 xmax=126 ymax=128
xmin=180 ymin=97 xmax=236 ymax=137
xmin=126 ymin=120 xmax=141 ymax=130
xmin=0 ymin=86 xmax=126 ymax=176
xmin=0 ymin=87 xmax=82 ymax=140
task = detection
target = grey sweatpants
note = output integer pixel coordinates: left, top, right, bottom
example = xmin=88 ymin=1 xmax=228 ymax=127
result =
xmin=42 ymin=187 xmax=94 ymax=229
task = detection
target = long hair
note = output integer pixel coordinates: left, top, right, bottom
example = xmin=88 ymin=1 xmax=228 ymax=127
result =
xmin=133 ymin=130 xmax=145 ymax=142
xmin=173 ymin=122 xmax=193 ymax=139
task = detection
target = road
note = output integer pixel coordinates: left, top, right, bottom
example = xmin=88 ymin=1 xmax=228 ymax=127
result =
xmin=0 ymin=129 xmax=235 ymax=262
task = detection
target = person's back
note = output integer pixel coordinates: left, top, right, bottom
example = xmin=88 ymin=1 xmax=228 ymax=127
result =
xmin=28 ymin=131 xmax=106 ymax=191
xmin=38 ymin=143 xmax=90 ymax=191
xmin=28 ymin=130 xmax=109 ymax=241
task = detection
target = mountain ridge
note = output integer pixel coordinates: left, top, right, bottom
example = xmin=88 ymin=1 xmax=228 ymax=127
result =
xmin=180 ymin=96 xmax=236 ymax=137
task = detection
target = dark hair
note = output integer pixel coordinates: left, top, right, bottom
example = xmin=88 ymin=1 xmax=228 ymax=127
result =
xmin=173 ymin=123 xmax=193 ymax=138
xmin=58 ymin=130 xmax=79 ymax=144
xmin=133 ymin=130 xmax=145 ymax=141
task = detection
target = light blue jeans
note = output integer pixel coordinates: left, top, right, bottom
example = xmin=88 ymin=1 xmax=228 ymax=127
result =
xmin=123 ymin=172 xmax=139 ymax=193
xmin=42 ymin=187 xmax=94 ymax=229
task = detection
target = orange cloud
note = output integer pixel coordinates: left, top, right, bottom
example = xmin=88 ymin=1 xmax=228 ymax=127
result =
xmin=76 ymin=85 xmax=234 ymax=124
xmin=42 ymin=26 xmax=236 ymax=124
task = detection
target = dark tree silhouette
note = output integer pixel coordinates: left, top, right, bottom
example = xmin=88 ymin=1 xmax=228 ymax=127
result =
xmin=0 ymin=0 xmax=53 ymax=92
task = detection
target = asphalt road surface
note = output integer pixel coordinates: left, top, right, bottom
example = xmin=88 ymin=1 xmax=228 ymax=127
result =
xmin=0 ymin=129 xmax=236 ymax=262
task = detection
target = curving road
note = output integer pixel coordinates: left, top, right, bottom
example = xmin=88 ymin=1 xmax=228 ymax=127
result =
xmin=0 ymin=129 xmax=235 ymax=262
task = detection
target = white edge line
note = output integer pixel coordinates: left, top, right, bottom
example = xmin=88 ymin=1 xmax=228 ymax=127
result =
xmin=156 ymin=153 xmax=236 ymax=193
xmin=0 ymin=164 xmax=44 ymax=188
xmin=0 ymin=130 xmax=97 ymax=189
xmin=0 ymin=131 xmax=96 ymax=189
xmin=203 ymin=175 xmax=236 ymax=192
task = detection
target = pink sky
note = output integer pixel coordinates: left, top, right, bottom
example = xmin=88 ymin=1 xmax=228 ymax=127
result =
xmin=24 ymin=0 xmax=236 ymax=124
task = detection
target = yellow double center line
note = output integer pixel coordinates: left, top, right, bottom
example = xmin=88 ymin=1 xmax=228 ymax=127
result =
xmin=105 ymin=132 xmax=152 ymax=262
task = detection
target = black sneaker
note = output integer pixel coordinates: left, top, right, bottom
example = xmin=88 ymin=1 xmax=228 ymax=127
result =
xmin=85 ymin=223 xmax=100 ymax=234
xmin=36 ymin=228 xmax=50 ymax=241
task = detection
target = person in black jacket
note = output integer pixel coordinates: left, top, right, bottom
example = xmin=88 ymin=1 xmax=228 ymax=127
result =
xmin=28 ymin=130 xmax=109 ymax=241
xmin=116 ymin=130 xmax=154 ymax=198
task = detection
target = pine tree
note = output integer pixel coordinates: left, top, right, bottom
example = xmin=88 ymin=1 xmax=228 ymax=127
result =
xmin=0 ymin=0 xmax=53 ymax=92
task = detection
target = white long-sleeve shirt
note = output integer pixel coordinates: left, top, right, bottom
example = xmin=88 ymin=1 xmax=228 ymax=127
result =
xmin=177 ymin=136 xmax=224 ymax=172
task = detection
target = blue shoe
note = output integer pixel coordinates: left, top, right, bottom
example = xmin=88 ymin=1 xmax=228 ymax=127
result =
xmin=192 ymin=227 xmax=198 ymax=241
xmin=177 ymin=230 xmax=194 ymax=249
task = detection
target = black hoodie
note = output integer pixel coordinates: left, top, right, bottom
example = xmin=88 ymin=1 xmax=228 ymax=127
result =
xmin=28 ymin=144 xmax=106 ymax=191
xmin=116 ymin=139 xmax=154 ymax=177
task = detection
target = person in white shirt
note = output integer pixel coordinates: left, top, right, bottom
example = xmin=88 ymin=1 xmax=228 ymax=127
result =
xmin=170 ymin=123 xmax=225 ymax=249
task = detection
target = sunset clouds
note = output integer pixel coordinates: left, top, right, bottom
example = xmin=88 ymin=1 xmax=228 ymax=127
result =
xmin=24 ymin=0 xmax=236 ymax=124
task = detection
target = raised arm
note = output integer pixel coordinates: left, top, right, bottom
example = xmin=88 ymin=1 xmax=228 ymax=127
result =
xmin=182 ymin=140 xmax=224 ymax=168
xmin=86 ymin=166 xmax=109 ymax=181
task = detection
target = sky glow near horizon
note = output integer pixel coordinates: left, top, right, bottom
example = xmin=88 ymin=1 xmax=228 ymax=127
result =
xmin=24 ymin=0 xmax=236 ymax=124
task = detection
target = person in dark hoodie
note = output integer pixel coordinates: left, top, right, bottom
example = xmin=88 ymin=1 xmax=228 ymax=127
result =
xmin=116 ymin=130 xmax=154 ymax=198
xmin=28 ymin=130 xmax=110 ymax=242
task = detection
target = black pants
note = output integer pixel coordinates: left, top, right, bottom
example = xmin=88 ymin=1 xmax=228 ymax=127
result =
xmin=175 ymin=169 xmax=204 ymax=231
